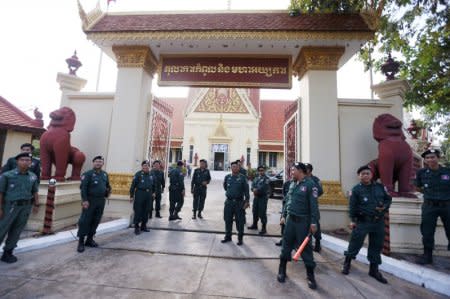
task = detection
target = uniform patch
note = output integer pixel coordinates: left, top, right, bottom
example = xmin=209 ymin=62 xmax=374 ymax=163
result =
xmin=94 ymin=181 xmax=98 ymax=184
xmin=10 ymin=184 xmax=14 ymax=188
xmin=81 ymin=175 xmax=85 ymax=180
xmin=441 ymin=175 xmax=450 ymax=180
xmin=300 ymin=186 xmax=307 ymax=192
xmin=384 ymin=186 xmax=388 ymax=192
xmin=424 ymin=183 xmax=429 ymax=188
xmin=312 ymin=187 xmax=318 ymax=197
xmin=363 ymin=197 xmax=368 ymax=202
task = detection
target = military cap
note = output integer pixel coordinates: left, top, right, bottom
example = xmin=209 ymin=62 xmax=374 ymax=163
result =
xmin=141 ymin=160 xmax=150 ymax=166
xmin=200 ymin=159 xmax=207 ymax=163
xmin=304 ymin=163 xmax=313 ymax=172
xmin=20 ymin=143 xmax=35 ymax=151
xmin=92 ymin=155 xmax=104 ymax=162
xmin=236 ymin=159 xmax=242 ymax=164
xmin=177 ymin=160 xmax=184 ymax=166
xmin=357 ymin=165 xmax=372 ymax=174
xmin=15 ymin=152 xmax=32 ymax=160
xmin=257 ymin=165 xmax=265 ymax=170
xmin=421 ymin=148 xmax=440 ymax=158
xmin=293 ymin=162 xmax=307 ymax=173
xmin=152 ymin=160 xmax=161 ymax=165
xmin=230 ymin=161 xmax=238 ymax=166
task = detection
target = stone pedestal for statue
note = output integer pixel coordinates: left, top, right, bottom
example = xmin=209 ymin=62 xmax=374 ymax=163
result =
xmin=389 ymin=196 xmax=449 ymax=256
xmin=27 ymin=181 xmax=82 ymax=231
xmin=56 ymin=72 xmax=87 ymax=108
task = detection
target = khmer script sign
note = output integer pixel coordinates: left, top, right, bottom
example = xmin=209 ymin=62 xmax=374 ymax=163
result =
xmin=158 ymin=55 xmax=292 ymax=89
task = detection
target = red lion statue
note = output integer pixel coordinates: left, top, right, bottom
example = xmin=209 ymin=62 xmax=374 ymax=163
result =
xmin=40 ymin=107 xmax=86 ymax=181
xmin=368 ymin=113 xmax=414 ymax=197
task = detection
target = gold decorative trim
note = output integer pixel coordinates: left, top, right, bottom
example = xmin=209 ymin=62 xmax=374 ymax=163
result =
xmin=109 ymin=172 xmax=133 ymax=196
xmin=320 ymin=180 xmax=348 ymax=206
xmin=86 ymin=31 xmax=374 ymax=42
xmin=293 ymin=46 xmax=345 ymax=79
xmin=112 ymin=45 xmax=158 ymax=76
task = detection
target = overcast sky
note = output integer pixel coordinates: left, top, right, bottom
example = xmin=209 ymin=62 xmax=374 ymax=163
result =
xmin=0 ymin=0 xmax=383 ymax=126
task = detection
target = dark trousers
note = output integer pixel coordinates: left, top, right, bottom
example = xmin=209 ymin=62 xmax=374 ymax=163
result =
xmin=313 ymin=210 xmax=322 ymax=241
xmin=193 ymin=187 xmax=207 ymax=212
xmin=0 ymin=201 xmax=32 ymax=251
xmin=224 ymin=199 xmax=245 ymax=238
xmin=251 ymin=196 xmax=268 ymax=224
xmin=169 ymin=189 xmax=184 ymax=215
xmin=421 ymin=202 xmax=450 ymax=250
xmin=344 ymin=220 xmax=384 ymax=264
xmin=280 ymin=215 xmax=315 ymax=268
xmin=133 ymin=190 xmax=150 ymax=225
xmin=153 ymin=191 xmax=162 ymax=212
xmin=77 ymin=197 xmax=105 ymax=238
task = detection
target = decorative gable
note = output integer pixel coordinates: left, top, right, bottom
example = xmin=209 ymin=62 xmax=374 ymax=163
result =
xmin=194 ymin=88 xmax=248 ymax=113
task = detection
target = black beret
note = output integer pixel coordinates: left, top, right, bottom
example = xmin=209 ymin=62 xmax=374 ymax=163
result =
xmin=200 ymin=159 xmax=207 ymax=163
xmin=92 ymin=155 xmax=104 ymax=162
xmin=230 ymin=161 xmax=238 ymax=166
xmin=357 ymin=165 xmax=372 ymax=174
xmin=293 ymin=162 xmax=307 ymax=173
xmin=236 ymin=160 xmax=241 ymax=163
xmin=141 ymin=160 xmax=150 ymax=166
xmin=257 ymin=165 xmax=265 ymax=170
xmin=20 ymin=143 xmax=34 ymax=151
xmin=177 ymin=160 xmax=184 ymax=166
xmin=15 ymin=152 xmax=32 ymax=160
xmin=421 ymin=149 xmax=440 ymax=158
xmin=152 ymin=160 xmax=161 ymax=165
xmin=304 ymin=163 xmax=313 ymax=172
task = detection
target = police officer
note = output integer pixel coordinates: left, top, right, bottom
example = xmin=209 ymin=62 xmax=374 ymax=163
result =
xmin=191 ymin=159 xmax=211 ymax=219
xmin=0 ymin=153 xmax=39 ymax=263
xmin=277 ymin=162 xmax=319 ymax=289
xmin=130 ymin=160 xmax=155 ymax=235
xmin=275 ymin=178 xmax=293 ymax=247
xmin=222 ymin=161 xmax=250 ymax=245
xmin=342 ymin=165 xmax=391 ymax=284
xmin=414 ymin=149 xmax=450 ymax=264
xmin=1 ymin=143 xmax=41 ymax=183
xmin=168 ymin=161 xmax=185 ymax=221
xmin=150 ymin=160 xmax=165 ymax=219
xmin=305 ymin=163 xmax=324 ymax=252
xmin=77 ymin=155 xmax=111 ymax=253
xmin=247 ymin=165 xmax=270 ymax=235
xmin=237 ymin=160 xmax=248 ymax=178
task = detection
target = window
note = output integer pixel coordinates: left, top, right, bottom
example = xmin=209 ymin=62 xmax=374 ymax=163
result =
xmin=258 ymin=152 xmax=267 ymax=166
xmin=246 ymin=147 xmax=251 ymax=166
xmin=169 ymin=150 xmax=173 ymax=163
xmin=189 ymin=145 xmax=194 ymax=163
xmin=269 ymin=152 xmax=277 ymax=168
xmin=175 ymin=149 xmax=182 ymax=162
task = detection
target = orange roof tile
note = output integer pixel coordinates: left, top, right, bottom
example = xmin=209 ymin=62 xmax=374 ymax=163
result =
xmin=259 ymin=100 xmax=294 ymax=141
xmin=0 ymin=96 xmax=45 ymax=135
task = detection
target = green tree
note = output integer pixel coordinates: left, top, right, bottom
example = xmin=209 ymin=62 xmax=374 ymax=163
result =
xmin=289 ymin=0 xmax=450 ymax=140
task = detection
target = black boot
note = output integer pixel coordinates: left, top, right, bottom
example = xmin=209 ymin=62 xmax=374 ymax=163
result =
xmin=369 ymin=263 xmax=388 ymax=284
xmin=198 ymin=211 xmax=203 ymax=219
xmin=342 ymin=256 xmax=352 ymax=275
xmin=247 ymin=217 xmax=258 ymax=230
xmin=148 ymin=211 xmax=153 ymax=219
xmin=175 ymin=212 xmax=182 ymax=220
xmin=277 ymin=258 xmax=288 ymax=283
xmin=416 ymin=248 xmax=433 ymax=265
xmin=192 ymin=211 xmax=197 ymax=220
xmin=134 ymin=224 xmax=140 ymax=235
xmin=155 ymin=211 xmax=162 ymax=218
xmin=306 ymin=266 xmax=317 ymax=289
xmin=85 ymin=236 xmax=98 ymax=247
xmin=237 ymin=235 xmax=243 ymax=246
xmin=314 ymin=240 xmax=321 ymax=253
xmin=221 ymin=236 xmax=232 ymax=243
xmin=77 ymin=237 xmax=85 ymax=253
xmin=259 ymin=224 xmax=267 ymax=235
xmin=275 ymin=239 xmax=283 ymax=246
xmin=1 ymin=249 xmax=18 ymax=263
xmin=141 ymin=223 xmax=150 ymax=232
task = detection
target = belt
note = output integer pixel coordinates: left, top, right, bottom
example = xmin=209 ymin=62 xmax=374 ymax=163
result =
xmin=358 ymin=215 xmax=383 ymax=223
xmin=227 ymin=197 xmax=243 ymax=201
xmin=424 ymin=199 xmax=450 ymax=207
xmin=11 ymin=199 xmax=32 ymax=206
xmin=138 ymin=188 xmax=152 ymax=192
xmin=288 ymin=214 xmax=303 ymax=222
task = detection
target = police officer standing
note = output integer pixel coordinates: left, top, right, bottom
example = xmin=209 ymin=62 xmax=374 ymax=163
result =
xmin=130 ymin=160 xmax=155 ymax=235
xmin=0 ymin=153 xmax=39 ymax=263
xmin=342 ymin=165 xmax=391 ymax=284
xmin=275 ymin=178 xmax=293 ymax=247
xmin=305 ymin=163 xmax=324 ymax=252
xmin=1 ymin=143 xmax=41 ymax=183
xmin=222 ymin=161 xmax=250 ymax=245
xmin=191 ymin=159 xmax=211 ymax=219
xmin=168 ymin=161 xmax=185 ymax=221
xmin=247 ymin=165 xmax=270 ymax=235
xmin=277 ymin=162 xmax=319 ymax=289
xmin=150 ymin=160 xmax=165 ymax=219
xmin=77 ymin=156 xmax=111 ymax=253
xmin=414 ymin=149 xmax=450 ymax=264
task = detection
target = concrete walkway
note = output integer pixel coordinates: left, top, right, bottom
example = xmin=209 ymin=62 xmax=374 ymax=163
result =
xmin=0 ymin=179 xmax=447 ymax=298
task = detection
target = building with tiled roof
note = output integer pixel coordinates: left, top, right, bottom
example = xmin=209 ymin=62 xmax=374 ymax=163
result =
xmin=162 ymin=88 xmax=292 ymax=170
xmin=0 ymin=96 xmax=45 ymax=166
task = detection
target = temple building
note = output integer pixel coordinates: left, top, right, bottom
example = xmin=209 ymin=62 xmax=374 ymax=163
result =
xmin=163 ymin=88 xmax=292 ymax=171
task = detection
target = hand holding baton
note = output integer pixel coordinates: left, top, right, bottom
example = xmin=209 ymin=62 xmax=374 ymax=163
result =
xmin=293 ymin=233 xmax=312 ymax=262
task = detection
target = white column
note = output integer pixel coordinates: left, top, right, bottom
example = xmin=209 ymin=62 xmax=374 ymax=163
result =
xmin=56 ymin=72 xmax=87 ymax=107
xmin=372 ymin=79 xmax=409 ymax=120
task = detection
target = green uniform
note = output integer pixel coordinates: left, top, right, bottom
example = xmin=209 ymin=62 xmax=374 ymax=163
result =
xmin=280 ymin=179 xmax=319 ymax=267
xmin=223 ymin=173 xmax=250 ymax=239
xmin=344 ymin=182 xmax=392 ymax=265
xmin=130 ymin=171 xmax=155 ymax=226
xmin=239 ymin=167 xmax=248 ymax=178
xmin=0 ymin=169 xmax=38 ymax=251
xmin=2 ymin=157 xmax=41 ymax=184
xmin=150 ymin=169 xmax=165 ymax=214
xmin=414 ymin=166 xmax=450 ymax=250
xmin=191 ymin=167 xmax=211 ymax=213
xmin=169 ymin=167 xmax=185 ymax=217
xmin=307 ymin=175 xmax=323 ymax=241
xmin=251 ymin=174 xmax=270 ymax=225
xmin=77 ymin=169 xmax=111 ymax=238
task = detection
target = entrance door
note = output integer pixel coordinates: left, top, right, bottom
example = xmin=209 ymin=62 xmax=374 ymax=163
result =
xmin=214 ymin=152 xmax=224 ymax=170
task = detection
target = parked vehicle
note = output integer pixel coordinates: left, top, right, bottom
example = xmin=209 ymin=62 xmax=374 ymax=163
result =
xmin=267 ymin=170 xmax=284 ymax=198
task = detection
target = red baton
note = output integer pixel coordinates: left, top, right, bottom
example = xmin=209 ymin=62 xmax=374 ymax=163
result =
xmin=293 ymin=233 xmax=312 ymax=262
